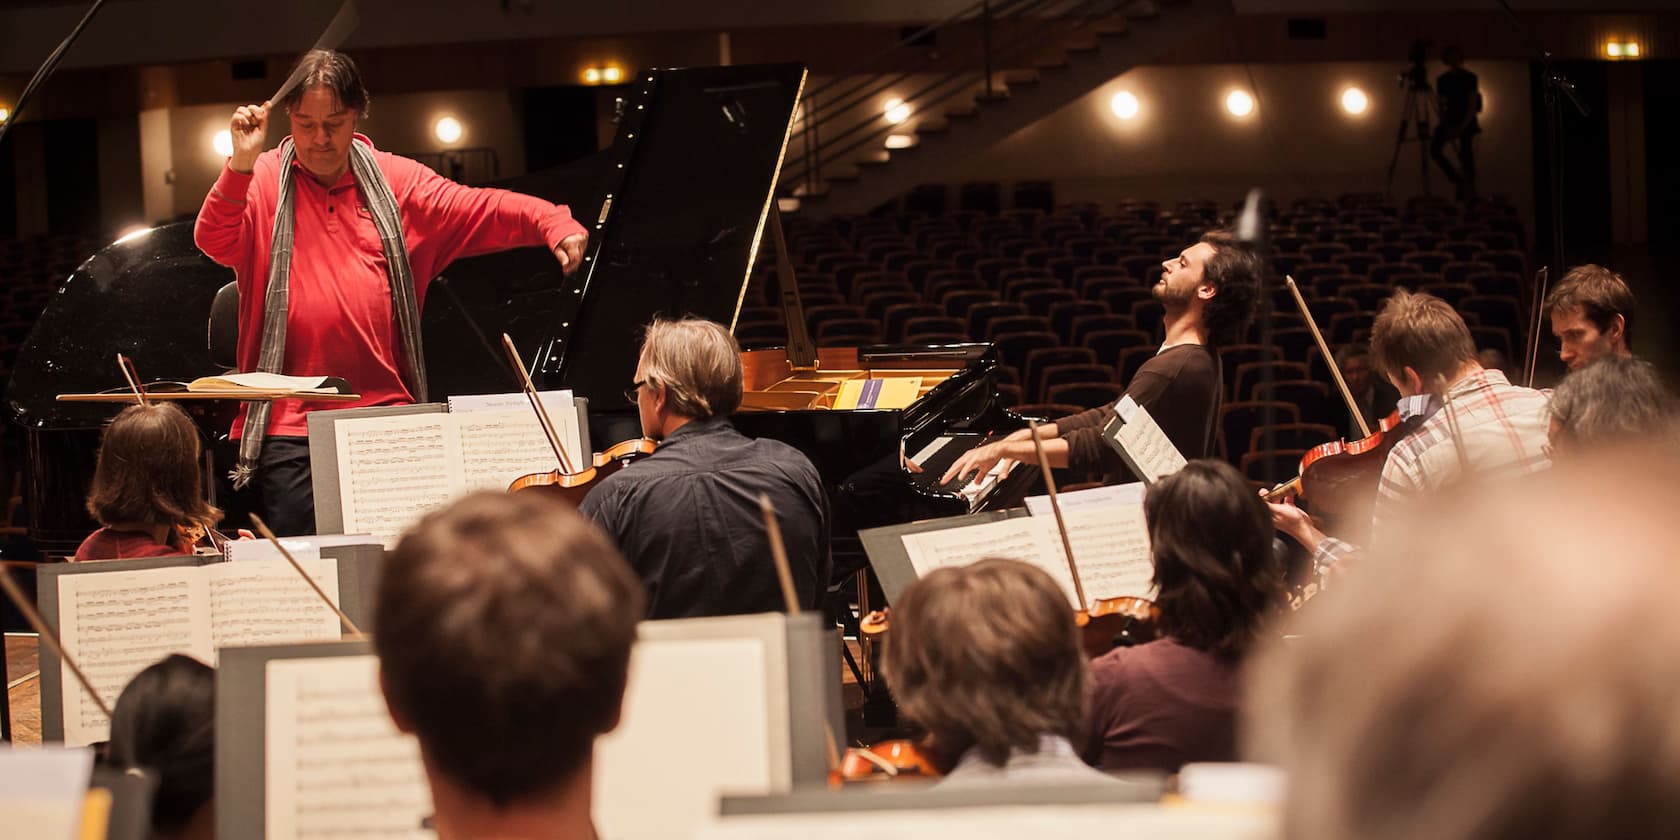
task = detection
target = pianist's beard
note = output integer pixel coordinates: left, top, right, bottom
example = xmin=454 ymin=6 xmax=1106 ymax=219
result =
xmin=1151 ymin=273 xmax=1197 ymax=309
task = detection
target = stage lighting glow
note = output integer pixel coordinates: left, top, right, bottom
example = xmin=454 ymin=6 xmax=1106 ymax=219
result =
xmin=1110 ymin=91 xmax=1140 ymax=120
xmin=583 ymin=67 xmax=602 ymax=84
xmin=212 ymin=129 xmax=233 ymax=157
xmin=602 ymin=66 xmax=623 ymax=83
xmin=1225 ymin=89 xmax=1255 ymax=118
xmin=1340 ymin=87 xmax=1369 ymax=116
xmin=885 ymin=133 xmax=915 ymax=149
xmin=434 ymin=116 xmax=463 ymax=144
xmin=884 ymin=98 xmax=911 ymax=125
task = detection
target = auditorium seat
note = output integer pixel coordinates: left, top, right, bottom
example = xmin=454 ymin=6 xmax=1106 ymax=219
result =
xmin=1232 ymin=361 xmax=1311 ymax=402
xmin=1248 ymin=421 xmax=1338 ymax=454
xmin=1220 ymin=401 xmax=1302 ymax=464
xmin=1046 ymin=381 xmax=1126 ymax=410
xmin=1024 ymin=347 xmax=1098 ymax=400
xmin=1039 ymin=364 xmax=1118 ymax=402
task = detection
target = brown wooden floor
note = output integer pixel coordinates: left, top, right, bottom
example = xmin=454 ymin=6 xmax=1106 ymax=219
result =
xmin=5 ymin=633 xmax=42 ymax=744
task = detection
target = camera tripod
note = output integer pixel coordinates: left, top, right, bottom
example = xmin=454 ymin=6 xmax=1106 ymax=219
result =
xmin=1384 ymin=76 xmax=1434 ymax=200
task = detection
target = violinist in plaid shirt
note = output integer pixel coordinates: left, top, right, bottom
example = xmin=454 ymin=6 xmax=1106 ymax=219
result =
xmin=1269 ymin=290 xmax=1551 ymax=580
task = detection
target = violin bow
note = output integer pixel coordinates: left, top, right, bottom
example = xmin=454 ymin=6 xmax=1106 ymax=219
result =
xmin=1285 ymin=275 xmax=1371 ymax=439
xmin=1524 ymin=266 xmax=1550 ymax=389
xmin=0 ymin=564 xmax=114 ymax=720
xmin=757 ymin=494 xmax=843 ymax=773
xmin=1027 ymin=420 xmax=1091 ymax=614
xmin=116 ymin=353 xmax=148 ymax=406
xmin=498 ymin=333 xmax=576 ymax=474
xmin=249 ymin=513 xmax=365 ymax=638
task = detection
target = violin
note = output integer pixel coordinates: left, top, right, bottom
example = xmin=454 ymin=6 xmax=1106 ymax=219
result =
xmin=507 ymin=437 xmax=657 ymax=500
xmin=1262 ymin=407 xmax=1428 ymax=519
xmin=829 ymin=739 xmax=942 ymax=785
xmin=1077 ymin=597 xmax=1161 ymax=658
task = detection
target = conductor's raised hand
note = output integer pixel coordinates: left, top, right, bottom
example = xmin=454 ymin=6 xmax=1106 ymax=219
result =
xmin=555 ymin=232 xmax=588 ymax=275
xmin=228 ymin=101 xmax=271 ymax=174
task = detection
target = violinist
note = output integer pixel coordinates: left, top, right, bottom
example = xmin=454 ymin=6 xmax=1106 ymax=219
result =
xmin=1084 ymin=460 xmax=1286 ymax=774
xmin=376 ymin=492 xmax=642 ymax=840
xmin=75 ymin=403 xmax=224 ymax=561
xmin=1269 ymin=290 xmax=1550 ymax=578
xmin=881 ymin=557 xmax=1121 ymax=788
xmin=577 ymin=317 xmax=830 ymax=618
xmin=942 ymin=231 xmax=1262 ymax=485
xmin=1546 ymin=264 xmax=1636 ymax=371
xmin=105 ymin=654 xmax=216 ymax=840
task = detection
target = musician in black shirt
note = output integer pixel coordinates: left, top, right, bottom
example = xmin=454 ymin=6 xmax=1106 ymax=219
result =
xmin=1432 ymin=46 xmax=1482 ymax=202
xmin=941 ymin=231 xmax=1262 ymax=486
xmin=580 ymin=317 xmax=831 ymax=618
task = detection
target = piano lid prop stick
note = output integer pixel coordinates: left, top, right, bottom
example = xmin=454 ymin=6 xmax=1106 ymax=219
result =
xmin=249 ymin=513 xmax=364 ymax=638
xmin=0 ymin=564 xmax=114 ymax=720
xmin=267 ymin=0 xmax=361 ymax=107
xmin=757 ymin=493 xmax=843 ymax=772
xmin=1027 ymin=420 xmax=1089 ymax=613
xmin=116 ymin=353 xmax=147 ymax=406
xmin=499 ymin=333 xmax=577 ymax=474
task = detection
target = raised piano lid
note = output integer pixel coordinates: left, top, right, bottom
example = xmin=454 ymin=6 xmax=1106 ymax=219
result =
xmin=5 ymin=224 xmax=231 ymax=430
xmin=531 ymin=63 xmax=808 ymax=407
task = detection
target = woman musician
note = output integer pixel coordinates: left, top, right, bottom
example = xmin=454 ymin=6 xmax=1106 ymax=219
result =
xmin=75 ymin=403 xmax=226 ymax=561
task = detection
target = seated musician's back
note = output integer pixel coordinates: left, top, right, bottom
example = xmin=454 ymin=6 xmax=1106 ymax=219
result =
xmin=580 ymin=317 xmax=831 ymax=618
xmin=376 ymin=492 xmax=643 ymax=840
xmin=76 ymin=403 xmax=223 ymax=561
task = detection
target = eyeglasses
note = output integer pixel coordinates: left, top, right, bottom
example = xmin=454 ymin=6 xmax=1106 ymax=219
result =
xmin=623 ymin=379 xmax=647 ymax=404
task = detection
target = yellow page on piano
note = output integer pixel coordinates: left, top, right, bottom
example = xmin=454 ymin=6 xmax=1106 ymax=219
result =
xmin=834 ymin=377 xmax=922 ymax=410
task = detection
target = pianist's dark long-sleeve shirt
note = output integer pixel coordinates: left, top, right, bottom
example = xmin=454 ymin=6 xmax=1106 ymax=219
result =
xmin=579 ymin=415 xmax=831 ymax=619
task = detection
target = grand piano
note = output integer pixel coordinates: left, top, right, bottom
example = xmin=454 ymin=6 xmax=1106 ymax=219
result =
xmin=5 ymin=63 xmax=1034 ymax=574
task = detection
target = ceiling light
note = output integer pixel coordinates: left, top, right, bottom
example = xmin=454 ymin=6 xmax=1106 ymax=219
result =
xmin=1110 ymin=91 xmax=1140 ymax=120
xmin=434 ymin=116 xmax=463 ymax=144
xmin=1225 ymin=89 xmax=1255 ymax=118
xmin=212 ymin=129 xmax=233 ymax=157
xmin=884 ymin=98 xmax=911 ymax=125
xmin=583 ymin=67 xmax=602 ymax=84
xmin=602 ymin=66 xmax=623 ymax=83
xmin=1340 ymin=87 xmax=1369 ymax=116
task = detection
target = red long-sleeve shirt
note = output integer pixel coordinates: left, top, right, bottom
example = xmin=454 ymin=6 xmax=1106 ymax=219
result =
xmin=194 ymin=135 xmax=587 ymax=437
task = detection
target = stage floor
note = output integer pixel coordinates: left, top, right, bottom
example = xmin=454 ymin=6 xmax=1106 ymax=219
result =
xmin=5 ymin=632 xmax=41 ymax=744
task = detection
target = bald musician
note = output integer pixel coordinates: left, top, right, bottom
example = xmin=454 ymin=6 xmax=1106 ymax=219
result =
xmin=196 ymin=49 xmax=589 ymax=536
xmin=375 ymin=492 xmax=641 ymax=840
xmin=1269 ymin=290 xmax=1550 ymax=578
xmin=1546 ymin=264 xmax=1636 ymax=371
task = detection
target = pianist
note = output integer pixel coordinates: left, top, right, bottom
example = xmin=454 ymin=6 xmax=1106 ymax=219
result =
xmin=194 ymin=49 xmax=590 ymax=535
xmin=579 ymin=318 xmax=832 ymax=618
xmin=942 ymin=231 xmax=1262 ymax=486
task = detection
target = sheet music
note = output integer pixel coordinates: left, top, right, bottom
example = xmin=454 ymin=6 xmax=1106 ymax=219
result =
xmin=597 ymin=637 xmax=776 ymax=839
xmin=334 ymin=413 xmax=462 ymax=547
xmin=900 ymin=517 xmax=1048 ymax=576
xmin=206 ymin=559 xmax=343 ymax=655
xmin=453 ymin=407 xmax=584 ymax=492
xmin=447 ymin=389 xmax=573 ymax=414
xmin=1107 ymin=396 xmax=1187 ymax=483
xmin=900 ymin=507 xmax=1154 ymax=611
xmin=265 ymin=655 xmax=431 ymax=840
xmin=56 ymin=567 xmax=211 ymax=746
xmin=1024 ymin=482 xmax=1147 ymax=517
xmin=1059 ymin=507 xmax=1156 ymax=601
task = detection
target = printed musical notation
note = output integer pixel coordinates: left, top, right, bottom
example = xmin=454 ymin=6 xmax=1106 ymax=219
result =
xmin=265 ymin=655 xmax=431 ymax=840
xmin=56 ymin=567 xmax=207 ymax=747
xmin=335 ymin=415 xmax=460 ymax=547
xmin=207 ymin=559 xmax=343 ymax=649
xmin=53 ymin=559 xmax=346 ymax=747
xmin=900 ymin=505 xmax=1155 ymax=611
xmin=455 ymin=407 xmax=583 ymax=492
xmin=1105 ymin=396 xmax=1187 ymax=484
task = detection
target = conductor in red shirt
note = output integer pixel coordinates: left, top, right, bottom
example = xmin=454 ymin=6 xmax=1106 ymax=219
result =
xmin=195 ymin=50 xmax=588 ymax=535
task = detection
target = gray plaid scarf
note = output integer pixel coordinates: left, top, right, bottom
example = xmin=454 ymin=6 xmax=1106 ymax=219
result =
xmin=231 ymin=137 xmax=427 ymax=490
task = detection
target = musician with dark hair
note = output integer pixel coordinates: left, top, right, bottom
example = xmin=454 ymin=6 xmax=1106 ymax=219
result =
xmin=106 ymin=654 xmax=216 ymax=840
xmin=196 ymin=48 xmax=590 ymax=535
xmin=1084 ymin=460 xmax=1286 ymax=773
xmin=1546 ymin=264 xmax=1636 ymax=371
xmin=376 ymin=491 xmax=642 ymax=840
xmin=942 ymin=231 xmax=1263 ymax=486
xmin=76 ymin=402 xmax=222 ymax=561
